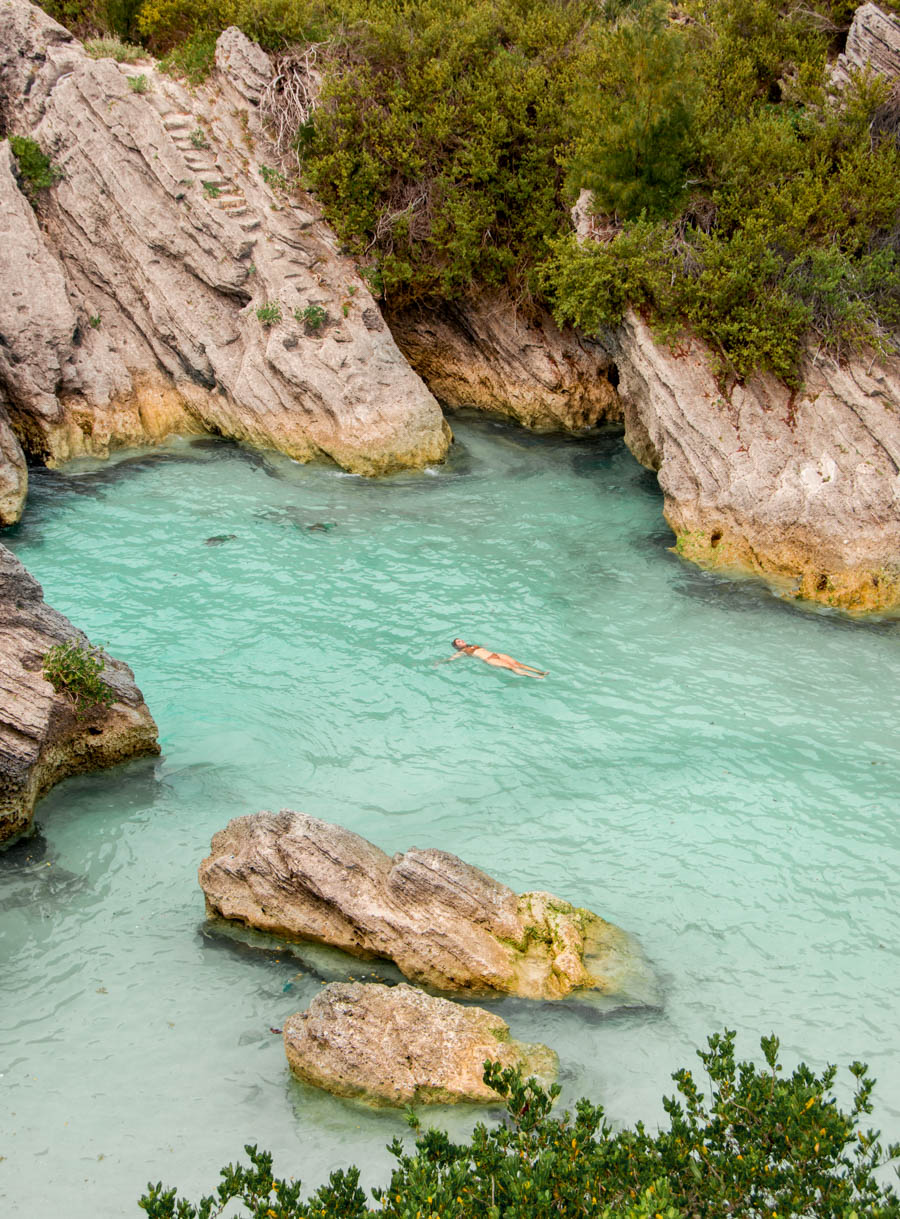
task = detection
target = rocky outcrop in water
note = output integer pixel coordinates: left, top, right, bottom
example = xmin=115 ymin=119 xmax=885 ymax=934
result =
xmin=832 ymin=3 xmax=900 ymax=88
xmin=283 ymin=981 xmax=557 ymax=1105
xmin=0 ymin=544 xmax=159 ymax=842
xmin=614 ymin=311 xmax=900 ymax=613
xmin=0 ymin=0 xmax=448 ymax=491
xmin=386 ymin=295 xmax=621 ymax=432
xmin=199 ymin=811 xmax=656 ymax=1003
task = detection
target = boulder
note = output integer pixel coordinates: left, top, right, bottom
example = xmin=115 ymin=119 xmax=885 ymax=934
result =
xmin=614 ymin=310 xmax=900 ymax=613
xmin=0 ymin=544 xmax=159 ymax=841
xmin=0 ymin=1 xmax=449 ymax=478
xmin=199 ymin=811 xmax=657 ymax=1004
xmin=385 ymin=294 xmax=621 ymax=432
xmin=832 ymin=4 xmax=900 ymax=89
xmin=283 ymin=981 xmax=557 ymax=1105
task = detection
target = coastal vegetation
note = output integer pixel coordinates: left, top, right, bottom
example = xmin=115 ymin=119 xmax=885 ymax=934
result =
xmin=139 ymin=1032 xmax=900 ymax=1217
xmin=41 ymin=638 xmax=115 ymax=718
xmin=38 ymin=0 xmax=900 ymax=385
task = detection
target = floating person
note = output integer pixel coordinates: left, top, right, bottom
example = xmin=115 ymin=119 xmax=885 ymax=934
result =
xmin=438 ymin=638 xmax=548 ymax=678
xmin=204 ymin=534 xmax=237 ymax=545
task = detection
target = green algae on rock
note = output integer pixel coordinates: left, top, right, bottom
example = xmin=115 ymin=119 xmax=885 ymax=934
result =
xmin=199 ymin=810 xmax=658 ymax=1005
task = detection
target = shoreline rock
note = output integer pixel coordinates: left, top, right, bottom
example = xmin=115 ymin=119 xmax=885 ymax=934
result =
xmin=199 ymin=811 xmax=657 ymax=1004
xmin=283 ymin=981 xmax=558 ymax=1106
xmin=386 ymin=295 xmax=621 ymax=433
xmin=614 ymin=311 xmax=900 ymax=614
xmin=0 ymin=544 xmax=160 ymax=842
xmin=0 ymin=2 xmax=449 ymax=496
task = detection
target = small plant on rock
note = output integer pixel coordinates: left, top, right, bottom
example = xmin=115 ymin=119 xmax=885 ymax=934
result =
xmin=189 ymin=127 xmax=208 ymax=150
xmin=259 ymin=164 xmax=288 ymax=191
xmin=88 ymin=315 xmax=102 ymax=329
xmin=84 ymin=38 xmax=145 ymax=63
xmin=256 ymin=301 xmax=282 ymax=327
xmin=202 ymin=181 xmax=221 ymax=199
xmin=42 ymin=639 xmax=115 ymax=719
xmin=296 ymin=303 xmax=327 ymax=332
xmin=128 ymin=74 xmax=150 ymax=94
xmin=9 ymin=136 xmax=63 ymax=197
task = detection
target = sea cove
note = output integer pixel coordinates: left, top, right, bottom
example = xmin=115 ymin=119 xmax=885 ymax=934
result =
xmin=1 ymin=419 xmax=898 ymax=1216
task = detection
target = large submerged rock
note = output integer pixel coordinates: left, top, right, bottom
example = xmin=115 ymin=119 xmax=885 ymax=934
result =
xmin=386 ymin=295 xmax=621 ymax=432
xmin=0 ymin=0 xmax=449 ymax=487
xmin=283 ymin=981 xmax=557 ymax=1105
xmin=614 ymin=311 xmax=900 ymax=613
xmin=0 ymin=545 xmax=159 ymax=842
xmin=199 ymin=811 xmax=656 ymax=1004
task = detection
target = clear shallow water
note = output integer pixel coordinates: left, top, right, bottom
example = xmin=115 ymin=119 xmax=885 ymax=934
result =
xmin=1 ymin=419 xmax=899 ymax=1216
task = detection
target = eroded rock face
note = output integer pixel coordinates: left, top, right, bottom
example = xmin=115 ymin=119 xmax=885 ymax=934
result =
xmin=283 ymin=981 xmax=557 ymax=1105
xmin=0 ymin=545 xmax=160 ymax=842
xmin=0 ymin=1 xmax=449 ymax=480
xmin=386 ymin=295 xmax=621 ymax=432
xmin=614 ymin=311 xmax=900 ymax=612
xmin=199 ymin=811 xmax=657 ymax=1003
xmin=832 ymin=3 xmax=900 ymax=88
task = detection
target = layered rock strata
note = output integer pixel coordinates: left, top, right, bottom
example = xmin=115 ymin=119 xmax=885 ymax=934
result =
xmin=199 ymin=811 xmax=656 ymax=1003
xmin=283 ymin=981 xmax=557 ymax=1105
xmin=832 ymin=3 xmax=900 ymax=88
xmin=0 ymin=0 xmax=449 ymax=498
xmin=614 ymin=311 xmax=900 ymax=613
xmin=0 ymin=544 xmax=159 ymax=842
xmin=386 ymin=296 xmax=621 ymax=432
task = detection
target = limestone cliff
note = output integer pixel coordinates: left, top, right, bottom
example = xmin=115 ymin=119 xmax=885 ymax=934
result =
xmin=386 ymin=295 xmax=621 ymax=432
xmin=0 ymin=544 xmax=159 ymax=842
xmin=614 ymin=311 xmax=900 ymax=613
xmin=0 ymin=0 xmax=449 ymax=511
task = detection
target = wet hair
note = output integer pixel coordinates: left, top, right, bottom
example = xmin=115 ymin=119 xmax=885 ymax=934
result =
xmin=452 ymin=638 xmax=467 ymax=650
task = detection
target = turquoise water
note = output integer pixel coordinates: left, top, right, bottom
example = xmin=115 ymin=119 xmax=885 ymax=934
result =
xmin=1 ymin=419 xmax=898 ymax=1216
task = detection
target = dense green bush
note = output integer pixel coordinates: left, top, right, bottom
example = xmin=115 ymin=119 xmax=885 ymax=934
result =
xmin=42 ymin=638 xmax=115 ymax=718
xmin=9 ymin=135 xmax=63 ymax=196
xmin=138 ymin=1031 xmax=900 ymax=1218
xmin=31 ymin=0 xmax=900 ymax=380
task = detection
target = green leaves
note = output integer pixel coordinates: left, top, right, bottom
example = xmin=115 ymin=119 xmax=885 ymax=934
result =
xmin=42 ymin=638 xmax=115 ymax=719
xmin=139 ymin=1033 xmax=900 ymax=1218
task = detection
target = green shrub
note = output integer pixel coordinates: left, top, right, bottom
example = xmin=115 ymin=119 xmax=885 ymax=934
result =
xmin=122 ymin=0 xmax=900 ymax=381
xmin=157 ymin=29 xmax=218 ymax=83
xmin=259 ymin=164 xmax=288 ymax=191
xmin=189 ymin=127 xmax=208 ymax=149
xmin=138 ymin=1031 xmax=900 ymax=1218
xmin=201 ymin=180 xmax=221 ymax=198
xmin=84 ymin=36 xmax=146 ymax=60
xmin=296 ymin=302 xmax=327 ymax=331
xmin=42 ymin=639 xmax=115 ymax=719
xmin=128 ymin=72 xmax=150 ymax=92
xmin=9 ymin=136 xmax=63 ymax=196
xmin=256 ymin=301 xmax=282 ymax=326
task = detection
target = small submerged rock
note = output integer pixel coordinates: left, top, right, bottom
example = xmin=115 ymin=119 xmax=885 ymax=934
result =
xmin=204 ymin=534 xmax=238 ymax=545
xmin=199 ymin=810 xmax=658 ymax=1005
xmin=283 ymin=981 xmax=557 ymax=1106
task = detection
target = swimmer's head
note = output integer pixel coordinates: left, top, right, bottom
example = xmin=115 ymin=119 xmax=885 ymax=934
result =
xmin=452 ymin=638 xmax=467 ymax=650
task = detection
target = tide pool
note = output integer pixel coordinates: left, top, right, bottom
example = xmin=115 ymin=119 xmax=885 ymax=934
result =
xmin=1 ymin=418 xmax=898 ymax=1216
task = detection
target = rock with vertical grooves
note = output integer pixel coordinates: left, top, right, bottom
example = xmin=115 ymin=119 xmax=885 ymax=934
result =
xmin=199 ymin=810 xmax=658 ymax=1005
xmin=831 ymin=4 xmax=900 ymax=89
xmin=0 ymin=401 xmax=27 ymax=526
xmin=0 ymin=544 xmax=160 ymax=842
xmin=0 ymin=1 xmax=449 ymax=480
xmin=613 ymin=310 xmax=900 ymax=613
xmin=386 ymin=294 xmax=621 ymax=432
xmin=283 ymin=981 xmax=558 ymax=1106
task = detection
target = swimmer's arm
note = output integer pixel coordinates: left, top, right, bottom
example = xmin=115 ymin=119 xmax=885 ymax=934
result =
xmin=434 ymin=652 xmax=466 ymax=665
